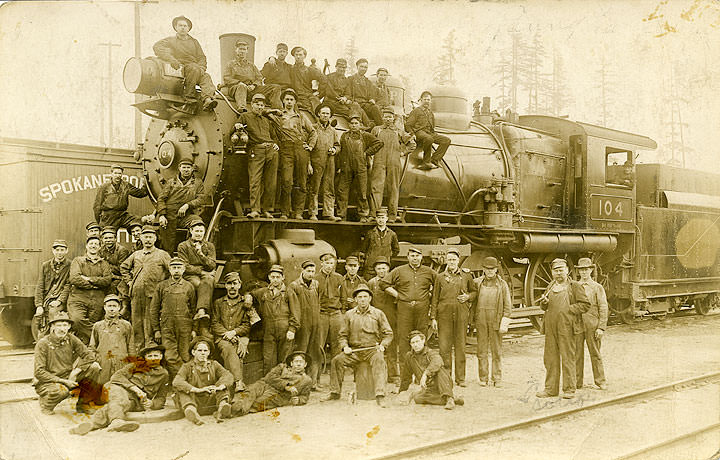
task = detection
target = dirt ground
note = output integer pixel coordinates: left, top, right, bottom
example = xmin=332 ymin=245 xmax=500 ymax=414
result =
xmin=2 ymin=311 xmax=720 ymax=460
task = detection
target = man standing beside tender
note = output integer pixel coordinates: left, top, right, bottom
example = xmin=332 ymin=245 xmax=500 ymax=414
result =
xmin=575 ymin=258 xmax=608 ymax=390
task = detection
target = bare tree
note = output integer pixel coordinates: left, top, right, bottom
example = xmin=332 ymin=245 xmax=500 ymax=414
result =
xmin=433 ymin=30 xmax=458 ymax=85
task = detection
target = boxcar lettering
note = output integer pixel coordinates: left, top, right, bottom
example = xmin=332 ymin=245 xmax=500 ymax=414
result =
xmin=49 ymin=183 xmax=62 ymax=199
xmin=91 ymin=175 xmax=104 ymax=188
xmin=38 ymin=174 xmax=145 ymax=202
xmin=72 ymin=176 xmax=83 ymax=191
xmin=38 ymin=187 xmax=53 ymax=202
xmin=60 ymin=179 xmax=73 ymax=194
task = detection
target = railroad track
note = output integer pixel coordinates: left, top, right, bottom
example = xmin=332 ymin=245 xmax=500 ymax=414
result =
xmin=372 ymin=370 xmax=720 ymax=460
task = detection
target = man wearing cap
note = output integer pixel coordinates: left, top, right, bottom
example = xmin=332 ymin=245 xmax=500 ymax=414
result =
xmin=405 ymin=91 xmax=451 ymax=170
xmin=536 ymin=258 xmax=591 ymax=399
xmin=120 ymin=225 xmax=172 ymax=351
xmin=245 ymin=264 xmax=299 ymax=374
xmin=336 ymin=114 xmax=383 ymax=222
xmin=430 ymin=249 xmax=476 ymax=387
xmin=238 ymin=92 xmax=280 ymax=219
xmin=232 ymin=350 xmax=313 ymax=416
xmin=155 ymin=158 xmax=206 ymax=253
xmin=34 ymin=239 xmax=72 ymax=338
xmin=89 ymin=294 xmax=135 ymax=385
xmin=174 ymin=337 xmax=234 ymax=424
xmin=266 ymin=87 xmax=317 ymax=219
xmin=212 ymin=272 xmax=260 ymax=393
xmin=324 ymin=284 xmax=393 ymax=407
xmin=261 ymin=43 xmax=293 ymax=108
xmin=315 ymin=252 xmax=345 ymax=363
xmin=369 ymin=109 xmax=415 ymax=220
xmin=401 ymin=330 xmax=463 ymax=410
xmin=177 ymin=219 xmax=216 ymax=338
xmin=99 ymin=227 xmax=130 ymax=295
xmin=70 ymin=343 xmax=169 ymax=435
xmin=150 ymin=257 xmax=197 ymax=382
xmin=127 ymin=220 xmax=144 ymax=252
xmin=93 ymin=164 xmax=148 ymax=230
xmin=383 ymin=247 xmax=438 ymax=381
xmin=67 ymin=236 xmax=113 ymax=345
xmin=289 ymin=46 xmax=335 ymax=113
xmin=307 ymin=103 xmax=341 ymax=221
xmin=153 ymin=16 xmax=217 ymax=112
xmin=349 ymin=58 xmax=382 ymax=126
xmin=361 ymin=208 xmax=400 ymax=278
xmin=34 ymin=311 xmax=101 ymax=414
xmin=472 ymin=256 xmax=511 ymax=387
xmin=368 ymin=256 xmax=399 ymax=382
xmin=223 ymin=39 xmax=266 ymax=111
xmin=340 ymin=255 xmax=367 ymax=312
xmin=326 ymin=58 xmax=371 ymax=126
xmin=85 ymin=222 xmax=102 ymax=238
xmin=288 ymin=260 xmax=322 ymax=384
xmin=575 ymin=258 xmax=608 ymax=390
xmin=374 ymin=67 xmax=392 ymax=108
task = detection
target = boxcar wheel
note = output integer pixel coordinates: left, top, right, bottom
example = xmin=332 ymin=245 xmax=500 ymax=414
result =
xmin=695 ymin=297 xmax=712 ymax=316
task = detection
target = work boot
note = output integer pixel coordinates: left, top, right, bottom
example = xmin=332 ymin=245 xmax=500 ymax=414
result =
xmin=321 ymin=392 xmax=340 ymax=402
xmin=562 ymin=392 xmax=575 ymax=399
xmin=456 ymin=381 xmax=467 ymax=388
xmin=417 ymin=163 xmax=433 ymax=171
xmin=293 ymin=213 xmax=304 ymax=220
xmin=202 ymin=97 xmax=218 ymax=111
xmin=309 ymin=215 xmax=319 ymax=221
xmin=262 ymin=211 xmax=274 ymax=219
xmin=324 ymin=215 xmax=341 ymax=222
xmin=376 ymin=395 xmax=388 ymax=408
xmin=535 ymin=391 xmax=557 ymax=398
xmin=596 ymin=383 xmax=608 ymax=390
xmin=454 ymin=396 xmax=465 ymax=406
xmin=184 ymin=406 xmax=204 ymax=425
xmin=107 ymin=419 xmax=140 ymax=432
xmin=235 ymin=380 xmax=247 ymax=392
xmin=216 ymin=400 xmax=232 ymax=420
xmin=69 ymin=422 xmax=93 ymax=436
xmin=359 ymin=216 xmax=369 ymax=223
xmin=478 ymin=380 xmax=488 ymax=387
xmin=430 ymin=160 xmax=441 ymax=169
xmin=278 ymin=214 xmax=288 ymax=220
xmin=246 ymin=211 xmax=260 ymax=219
xmin=444 ymin=397 xmax=456 ymax=410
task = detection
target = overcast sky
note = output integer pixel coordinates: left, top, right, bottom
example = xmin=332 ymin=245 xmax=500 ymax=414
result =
xmin=0 ymin=0 xmax=718 ymax=170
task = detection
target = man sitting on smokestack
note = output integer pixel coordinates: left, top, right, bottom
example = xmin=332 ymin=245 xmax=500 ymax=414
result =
xmin=153 ymin=15 xmax=217 ymax=112
xmin=405 ymin=91 xmax=451 ymax=170
xmin=223 ymin=39 xmax=279 ymax=112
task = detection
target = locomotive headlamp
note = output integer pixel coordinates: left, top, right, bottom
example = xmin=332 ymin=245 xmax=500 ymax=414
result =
xmin=234 ymin=123 xmax=243 ymax=131
xmin=231 ymin=133 xmax=240 ymax=144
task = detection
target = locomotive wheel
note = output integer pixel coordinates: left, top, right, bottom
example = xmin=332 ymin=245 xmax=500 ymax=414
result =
xmin=523 ymin=254 xmax=576 ymax=333
xmin=695 ymin=296 xmax=712 ymax=316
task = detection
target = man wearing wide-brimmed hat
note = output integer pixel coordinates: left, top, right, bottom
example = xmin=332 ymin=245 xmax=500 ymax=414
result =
xmin=232 ymin=350 xmax=313 ymax=416
xmin=574 ymin=258 xmax=608 ymax=390
xmin=153 ymin=16 xmax=218 ymax=112
xmin=323 ymin=284 xmax=393 ymax=407
xmin=34 ymin=239 xmax=72 ymax=338
xmin=472 ymin=256 xmax=511 ymax=387
xmin=34 ymin=311 xmax=100 ymax=415
xmin=535 ymin=258 xmax=590 ymax=400
xmin=70 ymin=342 xmax=169 ymax=435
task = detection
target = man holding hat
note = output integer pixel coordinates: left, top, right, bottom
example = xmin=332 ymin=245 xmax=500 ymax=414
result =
xmin=177 ymin=218 xmax=216 ymax=337
xmin=245 ymin=264 xmax=299 ymax=374
xmin=472 ymin=256 xmax=511 ymax=387
xmin=89 ymin=294 xmax=135 ymax=385
xmin=34 ymin=311 xmax=100 ymax=414
xmin=261 ymin=43 xmax=293 ymax=108
xmin=401 ymin=330 xmax=464 ymax=410
xmin=93 ymin=164 xmax=148 ymax=230
xmin=289 ymin=46 xmax=335 ymax=113
xmin=222 ymin=39 xmax=271 ymax=111
xmin=288 ymin=260 xmax=322 ymax=385
xmin=430 ymin=248 xmax=476 ymax=387
xmin=340 ymin=254 xmax=367 ymax=312
xmin=266 ymin=87 xmax=317 ymax=219
xmin=150 ymin=257 xmax=197 ymax=382
xmin=153 ymin=16 xmax=217 ymax=112
xmin=336 ymin=114 xmax=383 ymax=222
xmin=405 ymin=91 xmax=451 ymax=170
xmin=369 ymin=108 xmax=415 ymax=220
xmin=326 ymin=58 xmax=371 ymax=126
xmin=232 ymin=350 xmax=313 ymax=416
xmin=349 ymin=58 xmax=382 ymax=126
xmin=120 ymin=225 xmax=172 ymax=351
xmin=33 ymin=239 xmax=71 ymax=338
xmin=383 ymin=247 xmax=438 ymax=382
xmin=67 ymin=235 xmax=113 ymax=344
xmin=155 ymin=158 xmax=206 ymax=253
xmin=324 ymin=283 xmax=393 ymax=407
xmin=238 ymin=92 xmax=280 ymax=219
xmin=316 ymin=252 xmax=345 ymax=362
xmin=174 ymin=337 xmax=234 ymax=424
xmin=575 ymin=257 xmax=608 ymax=390
xmin=99 ymin=226 xmax=130 ymax=295
xmin=70 ymin=342 xmax=169 ymax=435
xmin=536 ymin=258 xmax=590 ymax=399
xmin=368 ymin=256 xmax=400 ymax=382
xmin=307 ymin=103 xmax=341 ymax=221
xmin=212 ymin=272 xmax=260 ymax=393
xmin=361 ymin=207 xmax=400 ymax=279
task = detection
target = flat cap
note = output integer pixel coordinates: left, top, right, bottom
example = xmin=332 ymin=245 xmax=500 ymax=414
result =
xmin=224 ymin=271 xmax=241 ymax=284
xmin=188 ymin=218 xmax=205 ymax=228
xmin=345 ymin=255 xmax=359 ymax=265
xmin=178 ymin=158 xmax=194 ymax=166
xmin=169 ymin=257 xmax=185 ymax=266
xmin=268 ymin=264 xmax=284 ymax=275
xmin=140 ymin=225 xmax=157 ymax=234
xmin=251 ymin=93 xmax=267 ymax=101
xmin=85 ymin=222 xmax=101 ymax=231
xmin=373 ymin=256 xmax=390 ymax=266
xmin=109 ymin=164 xmax=124 ymax=172
xmin=103 ymin=294 xmax=121 ymax=304
xmin=172 ymin=15 xmax=192 ymax=31
xmin=407 ymin=246 xmax=422 ymax=255
xmin=551 ymin=258 xmax=567 ymax=269
xmin=352 ymin=284 xmax=372 ymax=297
xmin=336 ymin=58 xmax=347 ymax=66
xmin=52 ymin=239 xmax=68 ymax=248
xmin=375 ymin=207 xmax=388 ymax=216
xmin=189 ymin=336 xmax=213 ymax=353
xmin=482 ymin=256 xmax=499 ymax=269
xmin=301 ymin=259 xmax=316 ymax=269
xmin=128 ymin=220 xmax=143 ymax=230
xmin=101 ymin=226 xmax=117 ymax=236
xmin=381 ymin=107 xmax=395 ymax=115
xmin=281 ymin=88 xmax=297 ymax=100
xmin=348 ymin=113 xmax=362 ymax=122
xmin=235 ymin=39 xmax=249 ymax=47
xmin=86 ymin=235 xmax=100 ymax=243
xmin=408 ymin=329 xmax=426 ymax=341
xmin=319 ymin=251 xmax=336 ymax=261
xmin=315 ymin=103 xmax=332 ymax=117
xmin=446 ymin=248 xmax=461 ymax=258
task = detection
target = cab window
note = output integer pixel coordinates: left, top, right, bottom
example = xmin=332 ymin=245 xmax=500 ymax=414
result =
xmin=605 ymin=148 xmax=634 ymax=188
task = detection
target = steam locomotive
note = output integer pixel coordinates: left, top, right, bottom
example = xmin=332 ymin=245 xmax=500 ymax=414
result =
xmin=2 ymin=31 xmax=718 ymax=346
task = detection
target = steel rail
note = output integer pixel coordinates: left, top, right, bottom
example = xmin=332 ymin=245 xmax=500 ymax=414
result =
xmin=614 ymin=421 xmax=720 ymax=460
xmin=371 ymin=370 xmax=720 ymax=460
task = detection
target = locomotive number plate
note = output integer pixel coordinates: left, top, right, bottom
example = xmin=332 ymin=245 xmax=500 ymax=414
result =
xmin=590 ymin=194 xmax=633 ymax=222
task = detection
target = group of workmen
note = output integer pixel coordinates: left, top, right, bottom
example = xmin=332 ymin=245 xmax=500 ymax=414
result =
xmin=153 ymin=15 xmax=451 ymax=223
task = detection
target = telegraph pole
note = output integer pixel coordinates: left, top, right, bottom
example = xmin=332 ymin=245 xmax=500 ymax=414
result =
xmin=99 ymin=41 xmax=121 ymax=147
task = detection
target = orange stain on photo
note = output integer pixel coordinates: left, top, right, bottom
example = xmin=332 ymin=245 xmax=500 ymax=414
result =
xmin=366 ymin=425 xmax=380 ymax=440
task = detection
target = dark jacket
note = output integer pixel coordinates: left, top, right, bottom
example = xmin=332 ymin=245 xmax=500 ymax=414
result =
xmin=337 ymin=130 xmax=383 ymax=172
xmin=93 ymin=180 xmax=147 ymax=221
xmin=405 ymin=106 xmax=437 ymax=136
xmin=472 ymin=276 xmax=512 ymax=330
xmin=153 ymin=34 xmax=207 ymax=69
xmin=156 ymin=174 xmax=206 ymax=219
xmin=109 ymin=362 xmax=169 ymax=410
xmin=34 ymin=259 xmax=71 ymax=308
xmin=177 ymin=239 xmax=216 ymax=275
